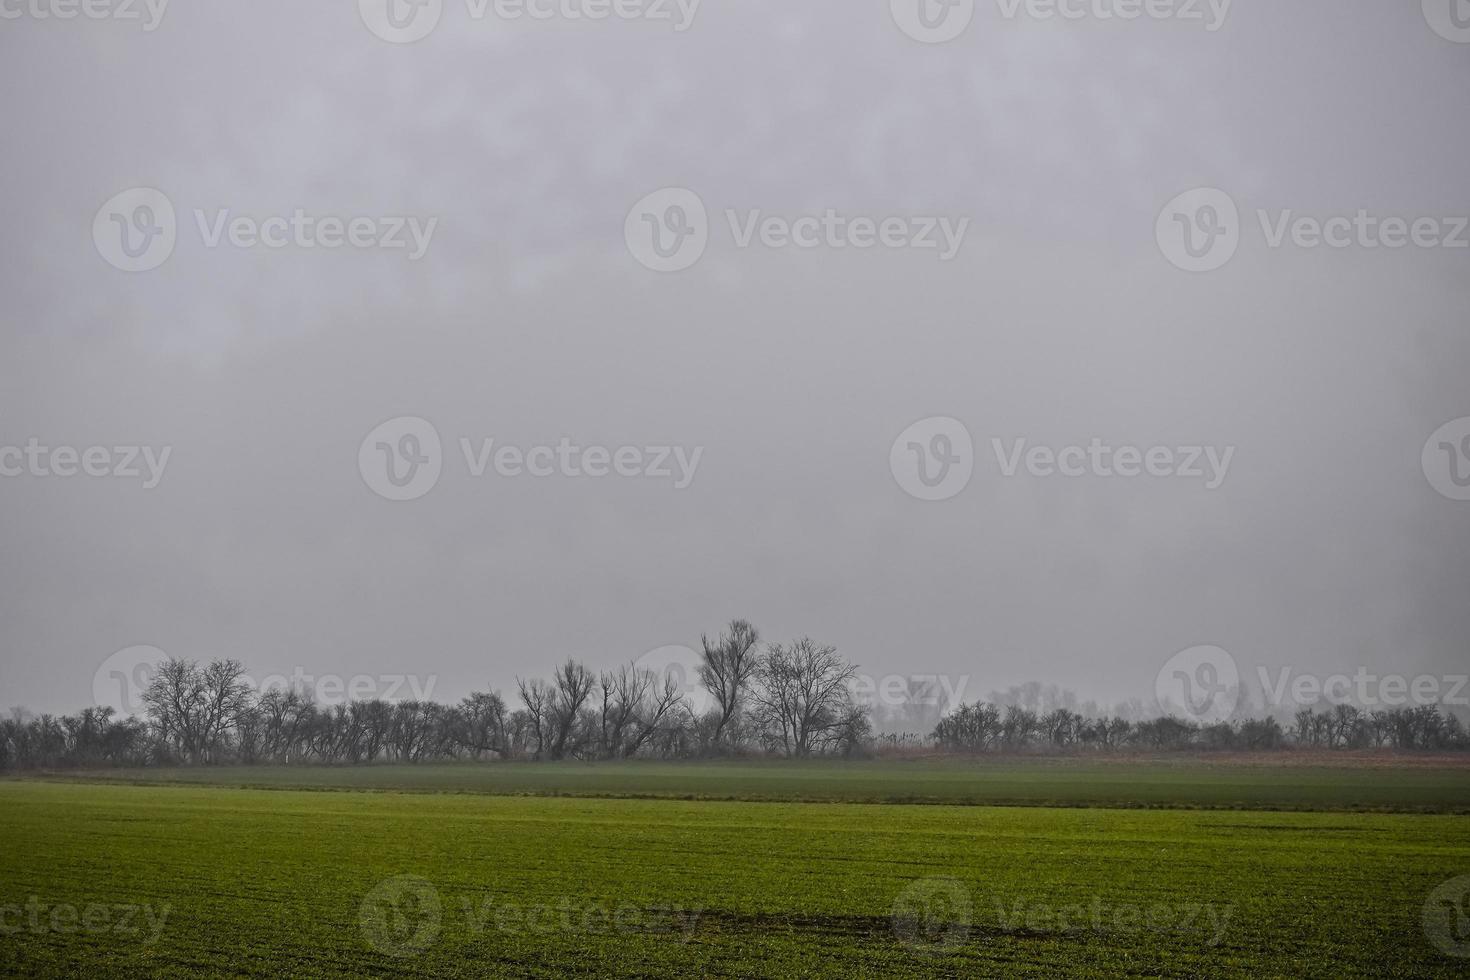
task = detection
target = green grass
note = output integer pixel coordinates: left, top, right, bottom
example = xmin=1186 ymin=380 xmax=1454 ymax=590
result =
xmin=1 ymin=780 xmax=1468 ymax=977
xmin=24 ymin=756 xmax=1470 ymax=813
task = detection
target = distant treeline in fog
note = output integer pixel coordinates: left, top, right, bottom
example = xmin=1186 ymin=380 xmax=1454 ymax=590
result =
xmin=4 ymin=621 xmax=1468 ymax=769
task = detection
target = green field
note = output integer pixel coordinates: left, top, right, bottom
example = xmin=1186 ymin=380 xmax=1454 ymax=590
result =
xmin=2 ymin=765 xmax=1469 ymax=977
xmin=29 ymin=756 xmax=1470 ymax=813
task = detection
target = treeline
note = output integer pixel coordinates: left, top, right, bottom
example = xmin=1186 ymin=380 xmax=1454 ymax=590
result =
xmin=930 ymin=702 xmax=1469 ymax=753
xmin=0 ymin=622 xmax=869 ymax=770
xmin=4 ymin=622 xmax=1468 ymax=770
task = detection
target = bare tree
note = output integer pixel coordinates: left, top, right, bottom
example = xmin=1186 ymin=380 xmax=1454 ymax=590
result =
xmin=452 ymin=691 xmax=509 ymax=759
xmin=548 ymin=659 xmax=595 ymax=760
xmin=389 ymin=701 xmax=445 ymax=762
xmin=516 ymin=677 xmax=553 ymax=758
xmin=698 ymin=619 xmax=760 ymax=747
xmin=624 ymin=671 xmax=686 ymax=758
xmin=198 ymin=659 xmax=251 ymax=763
xmin=597 ymin=664 xmax=649 ymax=759
xmin=352 ymin=700 xmax=392 ymax=763
xmin=751 ymin=638 xmax=858 ymax=757
xmin=142 ymin=659 xmax=208 ymax=763
xmin=258 ymin=687 xmax=312 ymax=763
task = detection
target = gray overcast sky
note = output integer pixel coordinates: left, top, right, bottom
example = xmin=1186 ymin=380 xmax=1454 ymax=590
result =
xmin=1 ymin=0 xmax=1467 ymax=715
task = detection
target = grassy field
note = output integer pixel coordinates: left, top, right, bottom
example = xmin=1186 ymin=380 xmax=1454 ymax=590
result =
xmin=28 ymin=755 xmax=1470 ymax=812
xmin=2 ymin=768 xmax=1469 ymax=977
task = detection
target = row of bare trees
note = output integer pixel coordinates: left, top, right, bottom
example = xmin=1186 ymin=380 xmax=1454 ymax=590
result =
xmin=930 ymin=701 xmax=1469 ymax=753
xmin=509 ymin=625 xmax=869 ymax=760
xmin=6 ymin=627 xmax=1468 ymax=768
xmin=1 ymin=621 xmax=872 ymax=768
xmin=1287 ymin=704 xmax=1457 ymax=751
